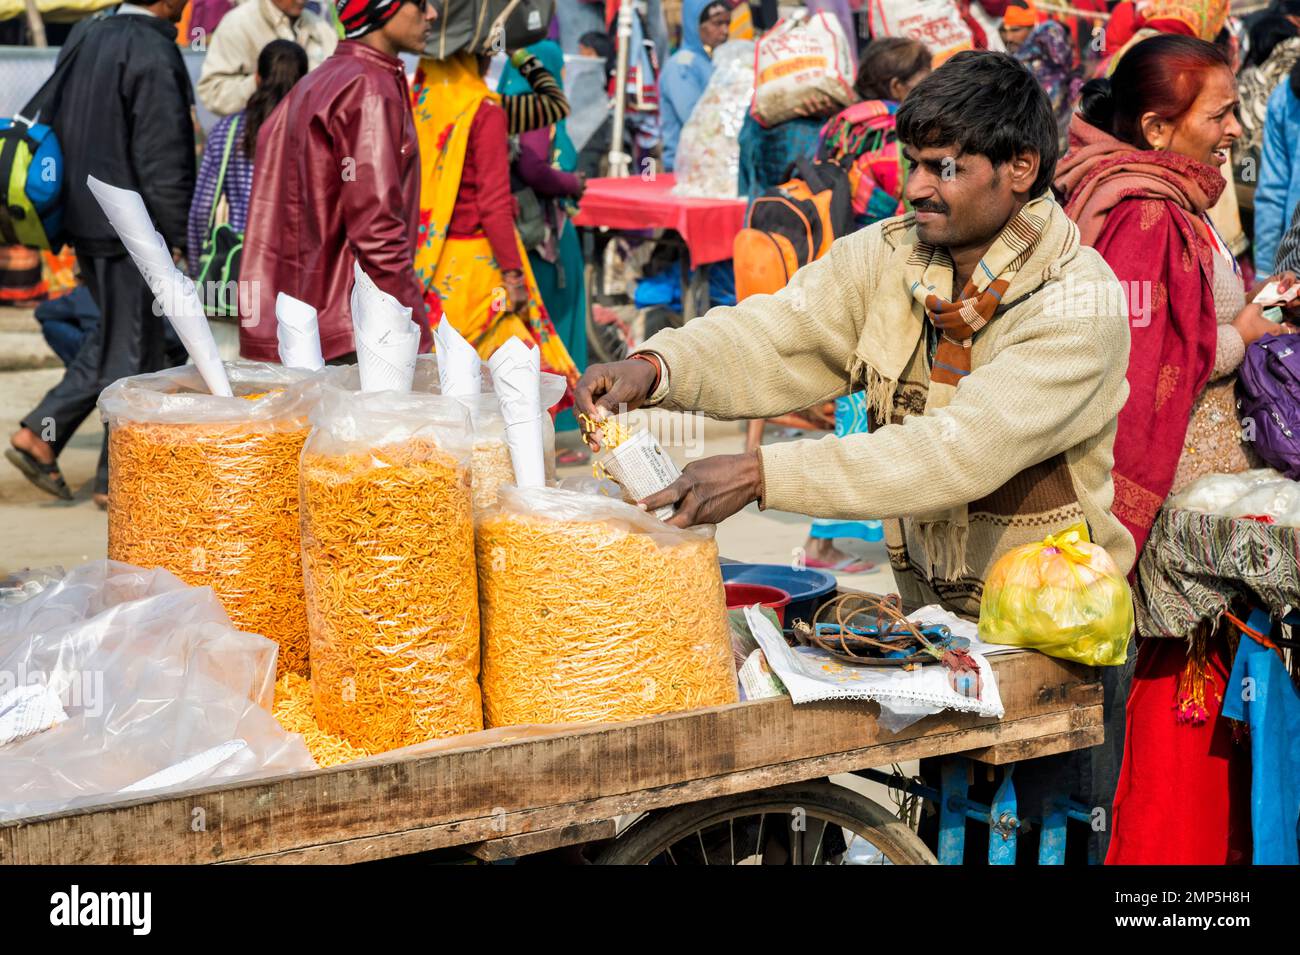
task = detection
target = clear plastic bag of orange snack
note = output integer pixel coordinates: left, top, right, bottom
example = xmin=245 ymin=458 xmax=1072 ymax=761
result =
xmin=98 ymin=360 xmax=325 ymax=677
xmin=477 ymin=484 xmax=740 ymax=727
xmin=977 ymin=526 xmax=1134 ymax=666
xmin=300 ymin=385 xmax=482 ymax=753
xmin=338 ymin=355 xmax=565 ymax=509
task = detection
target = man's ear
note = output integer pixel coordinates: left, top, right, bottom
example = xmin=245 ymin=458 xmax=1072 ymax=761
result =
xmin=1008 ymin=149 xmax=1041 ymax=195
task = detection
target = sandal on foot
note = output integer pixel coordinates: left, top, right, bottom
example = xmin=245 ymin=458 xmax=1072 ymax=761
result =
xmin=805 ymin=555 xmax=877 ymax=573
xmin=5 ymin=447 xmax=73 ymax=501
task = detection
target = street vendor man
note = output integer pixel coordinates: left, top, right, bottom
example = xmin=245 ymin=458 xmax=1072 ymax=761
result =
xmin=575 ymin=50 xmax=1137 ymax=617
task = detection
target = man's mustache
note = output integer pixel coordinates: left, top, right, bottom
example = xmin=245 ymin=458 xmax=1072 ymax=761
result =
xmin=912 ymin=201 xmax=950 ymax=215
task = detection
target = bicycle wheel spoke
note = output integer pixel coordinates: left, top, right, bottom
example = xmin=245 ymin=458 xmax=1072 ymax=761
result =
xmin=811 ymin=821 xmax=828 ymax=866
xmin=665 ymin=845 xmax=678 ymax=865
xmin=755 ymin=813 xmax=767 ymax=864
xmin=729 ymin=818 xmax=735 ymax=866
xmin=791 ymin=825 xmax=804 ymax=865
xmin=697 ymin=829 xmax=710 ymax=866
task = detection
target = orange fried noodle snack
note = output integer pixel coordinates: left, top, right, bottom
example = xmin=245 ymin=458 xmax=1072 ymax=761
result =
xmin=273 ymin=672 xmax=371 ymax=767
xmin=102 ymin=363 xmax=317 ymax=677
xmin=301 ymin=436 xmax=482 ymax=752
xmin=477 ymin=486 xmax=739 ymax=727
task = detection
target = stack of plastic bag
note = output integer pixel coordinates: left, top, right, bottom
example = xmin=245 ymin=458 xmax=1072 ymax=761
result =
xmin=477 ymin=483 xmax=739 ymax=726
xmin=299 ymin=385 xmax=482 ymax=752
xmin=99 ymin=361 xmax=324 ymax=676
xmin=1168 ymin=469 xmax=1284 ymax=515
xmin=0 ymin=561 xmax=314 ymax=821
xmin=672 ymin=40 xmax=755 ymax=199
xmin=1169 ymin=468 xmax=1300 ymax=526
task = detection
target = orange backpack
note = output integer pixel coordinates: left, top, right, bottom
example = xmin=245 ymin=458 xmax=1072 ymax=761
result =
xmin=734 ymin=158 xmax=854 ymax=300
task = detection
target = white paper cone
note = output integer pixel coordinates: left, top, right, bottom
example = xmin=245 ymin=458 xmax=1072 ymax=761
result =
xmin=156 ymin=273 xmax=233 ymax=397
xmin=356 ymin=326 xmax=419 ymax=393
xmin=87 ymin=176 xmax=232 ymax=397
xmin=487 ymin=337 xmax=545 ymax=487
xmin=275 ymin=293 xmax=325 ymax=371
xmin=433 ymin=318 xmax=481 ymax=398
xmin=350 ymin=261 xmax=419 ymax=393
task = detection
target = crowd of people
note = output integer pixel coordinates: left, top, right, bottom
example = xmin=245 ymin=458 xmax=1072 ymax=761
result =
xmin=4 ymin=0 xmax=1300 ymax=864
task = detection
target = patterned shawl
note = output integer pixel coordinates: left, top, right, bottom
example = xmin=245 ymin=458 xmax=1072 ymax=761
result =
xmin=1055 ymin=114 xmax=1224 ymax=556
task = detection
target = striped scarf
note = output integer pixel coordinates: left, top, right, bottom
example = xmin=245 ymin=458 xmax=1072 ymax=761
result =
xmin=907 ymin=196 xmax=1052 ymax=390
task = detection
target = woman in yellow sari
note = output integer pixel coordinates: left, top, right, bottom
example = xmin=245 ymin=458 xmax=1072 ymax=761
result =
xmin=411 ymin=52 xmax=579 ymax=404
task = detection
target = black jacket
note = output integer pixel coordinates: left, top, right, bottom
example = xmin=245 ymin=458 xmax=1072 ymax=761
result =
xmin=49 ymin=12 xmax=195 ymax=257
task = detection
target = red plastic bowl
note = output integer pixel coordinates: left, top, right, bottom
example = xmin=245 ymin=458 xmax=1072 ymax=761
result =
xmin=724 ymin=582 xmax=791 ymax=626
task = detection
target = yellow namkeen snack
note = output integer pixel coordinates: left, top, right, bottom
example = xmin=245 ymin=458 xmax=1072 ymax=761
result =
xmin=273 ymin=672 xmax=371 ymax=767
xmin=300 ymin=436 xmax=482 ymax=752
xmin=477 ymin=486 xmax=739 ymax=726
xmin=102 ymin=366 xmax=316 ymax=678
xmin=471 ymin=439 xmax=517 ymax=512
xmin=578 ymin=412 xmax=633 ymax=481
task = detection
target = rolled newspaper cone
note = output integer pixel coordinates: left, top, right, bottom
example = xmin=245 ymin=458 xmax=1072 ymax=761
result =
xmin=487 ymin=337 xmax=545 ymax=487
xmin=434 ymin=318 xmax=482 ymax=398
xmin=350 ymin=262 xmax=419 ymax=393
xmin=86 ymin=175 xmax=232 ymax=397
xmin=276 ymin=293 xmax=325 ymax=371
xmin=598 ymin=428 xmax=681 ymax=521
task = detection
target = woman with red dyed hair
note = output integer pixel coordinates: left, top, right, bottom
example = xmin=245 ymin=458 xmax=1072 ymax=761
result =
xmin=1056 ymin=33 xmax=1298 ymax=865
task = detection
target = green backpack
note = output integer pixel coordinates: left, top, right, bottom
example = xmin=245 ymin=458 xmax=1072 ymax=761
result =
xmin=194 ymin=119 xmax=243 ymax=319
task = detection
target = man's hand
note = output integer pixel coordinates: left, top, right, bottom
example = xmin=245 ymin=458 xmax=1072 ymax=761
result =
xmin=574 ymin=359 xmax=658 ymax=447
xmin=638 ymin=451 xmax=764 ymax=529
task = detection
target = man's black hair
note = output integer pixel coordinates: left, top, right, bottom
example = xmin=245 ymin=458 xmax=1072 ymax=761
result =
xmin=895 ymin=50 xmax=1059 ymax=199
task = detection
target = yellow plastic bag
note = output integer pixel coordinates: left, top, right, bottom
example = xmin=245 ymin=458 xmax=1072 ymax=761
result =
xmin=977 ymin=528 xmax=1134 ymax=666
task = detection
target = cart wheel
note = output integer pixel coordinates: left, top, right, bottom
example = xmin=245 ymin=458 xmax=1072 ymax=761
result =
xmin=594 ymin=782 xmax=937 ymax=865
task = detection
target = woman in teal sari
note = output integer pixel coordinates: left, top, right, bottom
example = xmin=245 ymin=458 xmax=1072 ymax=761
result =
xmin=499 ymin=41 xmax=588 ymax=441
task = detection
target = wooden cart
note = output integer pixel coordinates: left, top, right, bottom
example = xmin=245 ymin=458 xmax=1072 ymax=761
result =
xmin=0 ymin=649 xmax=1101 ymax=866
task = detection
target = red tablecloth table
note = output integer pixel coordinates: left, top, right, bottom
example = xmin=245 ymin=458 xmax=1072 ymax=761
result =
xmin=573 ymin=173 xmax=747 ymax=268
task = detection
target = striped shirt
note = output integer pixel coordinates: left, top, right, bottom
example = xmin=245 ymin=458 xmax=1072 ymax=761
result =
xmin=502 ymin=54 xmax=569 ymax=136
xmin=1277 ymin=202 xmax=1300 ymax=276
xmin=187 ymin=111 xmax=256 ymax=275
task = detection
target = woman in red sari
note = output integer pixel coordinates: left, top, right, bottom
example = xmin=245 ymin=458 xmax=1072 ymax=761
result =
xmin=1056 ymin=33 xmax=1298 ymax=864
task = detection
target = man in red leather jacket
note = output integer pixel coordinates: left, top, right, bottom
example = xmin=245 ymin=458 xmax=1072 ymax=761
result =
xmin=239 ymin=0 xmax=439 ymax=362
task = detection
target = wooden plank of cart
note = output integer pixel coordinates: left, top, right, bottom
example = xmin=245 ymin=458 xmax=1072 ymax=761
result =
xmin=0 ymin=647 xmax=1101 ymax=866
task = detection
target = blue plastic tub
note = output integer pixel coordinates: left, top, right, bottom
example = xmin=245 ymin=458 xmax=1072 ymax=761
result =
xmin=719 ymin=562 xmax=837 ymax=626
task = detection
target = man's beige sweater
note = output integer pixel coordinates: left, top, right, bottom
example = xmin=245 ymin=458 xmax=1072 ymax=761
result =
xmin=638 ymin=200 xmax=1136 ymax=615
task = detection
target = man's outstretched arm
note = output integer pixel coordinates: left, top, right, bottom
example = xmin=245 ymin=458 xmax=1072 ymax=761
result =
xmin=638 ymin=306 xmax=1130 ymax=530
